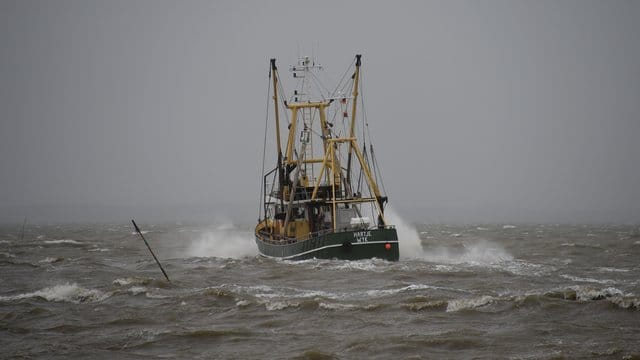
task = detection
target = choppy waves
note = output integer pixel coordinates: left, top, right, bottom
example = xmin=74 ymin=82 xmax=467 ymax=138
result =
xmin=2 ymin=279 xmax=637 ymax=315
xmin=2 ymin=223 xmax=640 ymax=359
xmin=0 ymin=283 xmax=109 ymax=304
xmin=171 ymin=280 xmax=640 ymax=314
xmin=43 ymin=239 xmax=83 ymax=245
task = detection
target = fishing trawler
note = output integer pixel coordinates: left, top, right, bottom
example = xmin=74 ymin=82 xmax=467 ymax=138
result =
xmin=255 ymin=54 xmax=398 ymax=261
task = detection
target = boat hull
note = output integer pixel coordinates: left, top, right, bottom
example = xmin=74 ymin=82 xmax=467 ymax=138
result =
xmin=255 ymin=228 xmax=399 ymax=261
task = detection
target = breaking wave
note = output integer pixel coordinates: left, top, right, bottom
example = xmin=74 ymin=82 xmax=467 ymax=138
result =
xmin=112 ymin=276 xmax=170 ymax=290
xmin=43 ymin=239 xmax=82 ymax=245
xmin=398 ymin=284 xmax=640 ymax=314
xmin=0 ymin=283 xmax=109 ymax=303
xmin=39 ymin=256 xmax=64 ymax=264
xmin=561 ymin=274 xmax=615 ymax=285
xmin=438 ymin=287 xmax=640 ymax=313
xmin=446 ymin=295 xmax=496 ymax=312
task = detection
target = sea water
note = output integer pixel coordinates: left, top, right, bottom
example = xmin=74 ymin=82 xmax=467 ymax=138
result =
xmin=1 ymin=221 xmax=639 ymax=359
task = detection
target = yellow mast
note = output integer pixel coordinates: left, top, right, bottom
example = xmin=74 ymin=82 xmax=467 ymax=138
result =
xmin=330 ymin=143 xmax=338 ymax=231
xmin=351 ymin=139 xmax=386 ymax=226
xmin=270 ymin=59 xmax=283 ymax=158
xmin=270 ymin=59 xmax=286 ymax=209
xmin=346 ymin=54 xmax=361 ymax=192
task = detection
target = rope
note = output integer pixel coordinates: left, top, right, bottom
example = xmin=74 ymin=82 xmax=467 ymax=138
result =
xmin=258 ymin=66 xmax=272 ymax=220
xmin=370 ymin=144 xmax=387 ymax=196
xmin=331 ymin=57 xmax=356 ymax=97
xmin=355 ymin=143 xmax=365 ymax=195
xmin=309 ymin=70 xmax=331 ymax=100
xmin=359 ymin=72 xmax=386 ymax=195
xmin=276 ymin=73 xmax=290 ymax=125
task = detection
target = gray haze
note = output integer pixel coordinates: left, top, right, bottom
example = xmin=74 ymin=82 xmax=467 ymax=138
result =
xmin=1 ymin=0 xmax=639 ymax=224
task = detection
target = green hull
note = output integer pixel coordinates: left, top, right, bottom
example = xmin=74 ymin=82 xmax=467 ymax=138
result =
xmin=255 ymin=227 xmax=399 ymax=261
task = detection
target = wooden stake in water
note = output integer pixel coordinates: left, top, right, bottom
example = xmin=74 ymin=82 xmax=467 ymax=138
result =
xmin=131 ymin=219 xmax=170 ymax=282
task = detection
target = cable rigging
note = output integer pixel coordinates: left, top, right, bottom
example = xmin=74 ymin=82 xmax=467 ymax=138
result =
xmin=258 ymin=66 xmax=272 ymax=220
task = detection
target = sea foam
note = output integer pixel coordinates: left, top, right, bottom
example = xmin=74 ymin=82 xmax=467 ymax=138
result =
xmin=43 ymin=239 xmax=82 ymax=245
xmin=0 ymin=283 xmax=109 ymax=303
xmin=39 ymin=257 xmax=63 ymax=264
xmin=446 ymin=295 xmax=495 ymax=312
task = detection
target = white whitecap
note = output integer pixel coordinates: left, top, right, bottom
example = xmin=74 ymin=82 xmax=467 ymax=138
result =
xmin=319 ymin=302 xmax=358 ymax=311
xmin=446 ymin=295 xmax=495 ymax=312
xmin=113 ymin=278 xmax=135 ymax=286
xmin=39 ymin=257 xmax=63 ymax=264
xmin=324 ymin=259 xmax=385 ymax=272
xmin=129 ymin=286 xmax=147 ymax=295
xmin=44 ymin=239 xmax=82 ymax=245
xmin=113 ymin=277 xmax=153 ymax=286
xmin=236 ymin=300 xmax=250 ymax=307
xmin=597 ymin=267 xmax=629 ymax=273
xmin=561 ymin=274 xmax=615 ymax=285
xmin=265 ymin=300 xmax=297 ymax=311
xmin=145 ymin=292 xmax=169 ymax=299
xmin=0 ymin=283 xmax=108 ymax=303
xmin=364 ymin=284 xmax=437 ymax=298
xmin=572 ymin=285 xmax=625 ymax=301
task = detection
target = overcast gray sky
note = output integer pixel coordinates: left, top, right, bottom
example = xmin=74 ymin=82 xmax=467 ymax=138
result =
xmin=1 ymin=0 xmax=639 ymax=224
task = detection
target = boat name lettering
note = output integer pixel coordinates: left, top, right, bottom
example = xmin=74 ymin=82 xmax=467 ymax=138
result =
xmin=354 ymin=231 xmax=371 ymax=243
